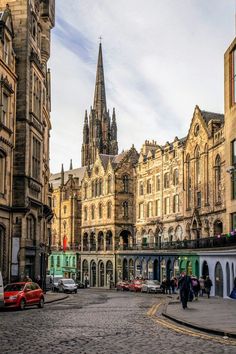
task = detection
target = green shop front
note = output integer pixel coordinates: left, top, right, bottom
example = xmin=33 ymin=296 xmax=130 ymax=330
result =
xmin=48 ymin=251 xmax=78 ymax=279
xmin=178 ymin=254 xmax=200 ymax=277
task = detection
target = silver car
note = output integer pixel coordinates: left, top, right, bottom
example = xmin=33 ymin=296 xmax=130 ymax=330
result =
xmin=58 ymin=278 xmax=77 ymax=294
xmin=141 ymin=280 xmax=161 ymax=293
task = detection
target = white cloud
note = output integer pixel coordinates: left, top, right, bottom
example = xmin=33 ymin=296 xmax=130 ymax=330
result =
xmin=49 ymin=0 xmax=235 ymax=172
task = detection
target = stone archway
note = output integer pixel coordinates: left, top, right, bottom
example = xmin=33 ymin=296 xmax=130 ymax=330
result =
xmin=129 ymin=259 xmax=134 ymax=280
xmin=97 ymin=231 xmax=104 ymax=251
xmin=153 ymin=259 xmax=159 ymax=280
xmin=123 ymin=258 xmax=128 ymax=280
xmin=82 ymin=259 xmax=89 ymax=282
xmin=106 ymin=260 xmax=113 ymax=287
xmin=99 ymin=261 xmax=105 ymax=287
xmin=166 ymin=259 xmax=172 ymax=280
xmin=120 ymin=230 xmax=132 ymax=250
xmin=83 ymin=233 xmax=89 ymax=251
xmin=90 ymin=261 xmax=97 ymax=287
xmin=202 ymin=260 xmax=209 ymax=277
xmin=215 ymin=262 xmax=223 ymax=297
xmin=106 ymin=231 xmax=113 ymax=251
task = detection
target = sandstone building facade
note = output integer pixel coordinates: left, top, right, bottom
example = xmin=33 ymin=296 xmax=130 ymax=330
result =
xmin=50 ymin=31 xmax=236 ymax=297
xmin=0 ymin=6 xmax=17 ymax=283
xmin=0 ymin=0 xmax=55 ymax=283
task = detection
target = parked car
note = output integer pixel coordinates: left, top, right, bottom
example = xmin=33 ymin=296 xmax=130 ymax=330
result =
xmin=128 ymin=280 xmax=143 ymax=292
xmin=141 ymin=280 xmax=161 ymax=293
xmin=52 ymin=276 xmax=63 ymax=292
xmin=4 ymin=282 xmax=44 ymax=310
xmin=58 ymin=279 xmax=77 ymax=293
xmin=0 ymin=271 xmax=4 ymax=308
xmin=116 ymin=281 xmax=130 ymax=291
xmin=76 ymin=280 xmax=85 ymax=289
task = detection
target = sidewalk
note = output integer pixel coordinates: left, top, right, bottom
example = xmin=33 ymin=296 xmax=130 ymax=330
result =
xmin=44 ymin=292 xmax=69 ymax=304
xmin=163 ymin=296 xmax=236 ymax=338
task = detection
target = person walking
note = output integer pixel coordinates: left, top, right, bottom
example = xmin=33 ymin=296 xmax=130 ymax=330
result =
xmin=204 ymin=276 xmax=212 ymax=298
xmin=191 ymin=276 xmax=200 ymax=300
xmin=178 ymin=272 xmax=191 ymax=309
xmin=199 ymin=276 xmax=205 ymax=296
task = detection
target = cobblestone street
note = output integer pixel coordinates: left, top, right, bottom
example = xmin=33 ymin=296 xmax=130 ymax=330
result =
xmin=0 ymin=289 xmax=235 ymax=354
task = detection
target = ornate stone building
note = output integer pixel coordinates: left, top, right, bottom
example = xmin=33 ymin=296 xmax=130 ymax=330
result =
xmin=49 ymin=162 xmax=86 ymax=278
xmin=80 ymin=147 xmax=138 ymax=286
xmin=0 ymin=5 xmax=17 ymax=283
xmin=81 ymin=43 xmax=118 ymax=167
xmin=0 ymin=0 xmax=55 ymax=282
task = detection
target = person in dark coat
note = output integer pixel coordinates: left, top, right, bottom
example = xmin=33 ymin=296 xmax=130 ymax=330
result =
xmin=178 ymin=272 xmax=191 ymax=309
xmin=204 ymin=276 xmax=213 ymax=298
xmin=191 ymin=276 xmax=200 ymax=300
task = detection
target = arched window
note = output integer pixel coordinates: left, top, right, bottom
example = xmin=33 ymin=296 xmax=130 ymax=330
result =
xmin=147 ymin=201 xmax=152 ymax=217
xmin=164 ymin=173 xmax=169 ymax=189
xmin=173 ymin=194 xmax=179 ymax=213
xmin=0 ymin=226 xmax=6 ymax=273
xmin=95 ymin=179 xmax=99 ymax=197
xmin=107 ymin=201 xmax=112 ymax=218
xmin=123 ymin=175 xmax=129 ymax=193
xmin=91 ymin=181 xmax=95 ymax=197
xmin=0 ymin=152 xmax=6 ymax=194
xmin=99 ymin=178 xmax=103 ymax=195
xmin=139 ymin=181 xmax=144 ymax=195
xmin=84 ymin=183 xmax=88 ymax=199
xmin=99 ymin=203 xmax=103 ymax=219
xmin=156 ymin=175 xmax=161 ymax=191
xmin=147 ymin=179 xmax=152 ymax=194
xmin=91 ymin=205 xmax=95 ymax=220
xmin=84 ymin=207 xmax=88 ymax=221
xmin=173 ymin=169 xmax=179 ymax=186
xmin=195 ymin=146 xmax=200 ymax=187
xmin=186 ymin=154 xmax=191 ymax=209
xmin=123 ymin=201 xmax=128 ymax=218
xmin=155 ymin=199 xmax=161 ymax=217
xmin=215 ymin=155 xmax=221 ymax=203
xmin=27 ymin=215 xmax=36 ymax=240
xmin=107 ymin=175 xmax=112 ymax=194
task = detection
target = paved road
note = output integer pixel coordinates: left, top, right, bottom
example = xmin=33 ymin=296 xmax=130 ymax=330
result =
xmin=0 ymin=289 xmax=235 ymax=354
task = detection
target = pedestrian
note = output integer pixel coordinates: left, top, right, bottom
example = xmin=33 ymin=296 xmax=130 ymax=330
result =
xmin=161 ymin=278 xmax=167 ymax=294
xmin=191 ymin=276 xmax=200 ymax=300
xmin=23 ymin=275 xmax=32 ymax=282
xmin=170 ymin=277 xmax=177 ymax=294
xmin=178 ymin=272 xmax=191 ymax=309
xmin=204 ymin=276 xmax=213 ymax=298
xmin=166 ymin=278 xmax=171 ymax=294
xmin=199 ymin=276 xmax=205 ymax=296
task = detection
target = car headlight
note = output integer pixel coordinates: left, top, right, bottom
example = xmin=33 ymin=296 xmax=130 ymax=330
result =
xmin=9 ymin=295 xmax=17 ymax=300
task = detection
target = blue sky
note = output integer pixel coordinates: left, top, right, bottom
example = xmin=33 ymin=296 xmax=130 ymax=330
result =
xmin=49 ymin=0 xmax=235 ymax=173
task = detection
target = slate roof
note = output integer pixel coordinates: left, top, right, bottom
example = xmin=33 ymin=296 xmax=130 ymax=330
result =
xmin=50 ymin=166 xmax=87 ymax=189
xmin=201 ymin=110 xmax=224 ymax=124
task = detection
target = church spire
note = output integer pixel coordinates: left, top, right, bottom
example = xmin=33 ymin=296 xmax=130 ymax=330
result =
xmin=93 ymin=43 xmax=107 ymax=119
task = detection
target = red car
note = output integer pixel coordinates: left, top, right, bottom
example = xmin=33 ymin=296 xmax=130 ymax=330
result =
xmin=116 ymin=281 xmax=130 ymax=291
xmin=128 ymin=280 xmax=143 ymax=292
xmin=4 ymin=282 xmax=44 ymax=310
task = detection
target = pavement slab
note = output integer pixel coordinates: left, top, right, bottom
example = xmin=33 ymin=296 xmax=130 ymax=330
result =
xmin=164 ymin=296 xmax=236 ymax=336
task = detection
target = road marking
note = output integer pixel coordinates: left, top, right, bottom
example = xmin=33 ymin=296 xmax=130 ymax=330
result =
xmin=146 ymin=302 xmax=236 ymax=346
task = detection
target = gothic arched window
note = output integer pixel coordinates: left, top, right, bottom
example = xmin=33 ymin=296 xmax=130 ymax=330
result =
xmin=91 ymin=205 xmax=95 ymax=219
xmin=99 ymin=203 xmax=103 ymax=219
xmin=123 ymin=175 xmax=129 ymax=193
xmin=173 ymin=169 xmax=179 ymax=186
xmin=99 ymin=178 xmax=103 ymax=195
xmin=164 ymin=173 xmax=169 ymax=189
xmin=195 ymin=146 xmax=200 ymax=187
xmin=107 ymin=175 xmax=112 ymax=194
xmin=215 ymin=155 xmax=221 ymax=203
xmin=27 ymin=215 xmax=36 ymax=240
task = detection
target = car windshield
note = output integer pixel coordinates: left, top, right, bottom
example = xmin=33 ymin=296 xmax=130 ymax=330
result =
xmin=63 ymin=279 xmax=75 ymax=284
xmin=4 ymin=284 xmax=24 ymax=292
xmin=53 ymin=277 xmax=62 ymax=282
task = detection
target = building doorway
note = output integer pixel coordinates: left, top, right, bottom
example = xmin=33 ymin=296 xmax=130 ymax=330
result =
xmin=202 ymin=261 xmax=209 ymax=277
xmin=215 ymin=262 xmax=223 ymax=297
xmin=153 ymin=259 xmax=159 ymax=280
xmin=123 ymin=259 xmax=128 ymax=280
xmin=91 ymin=261 xmax=96 ymax=287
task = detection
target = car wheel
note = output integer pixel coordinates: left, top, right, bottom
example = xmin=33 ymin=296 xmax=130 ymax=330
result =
xmin=38 ymin=298 xmax=44 ymax=308
xmin=19 ymin=298 xmax=26 ymax=310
